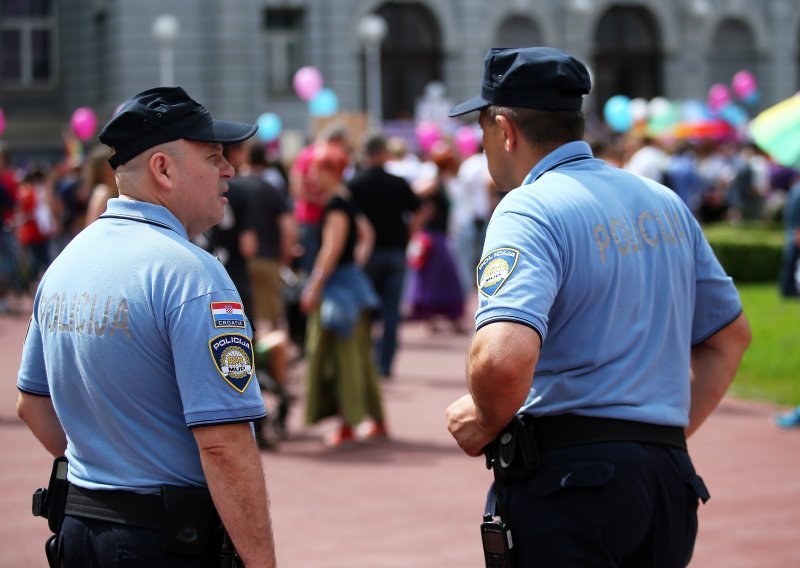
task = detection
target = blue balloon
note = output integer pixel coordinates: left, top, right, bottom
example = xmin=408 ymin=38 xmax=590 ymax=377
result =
xmin=309 ymin=88 xmax=339 ymax=117
xmin=719 ymin=103 xmax=749 ymax=128
xmin=603 ymin=95 xmax=632 ymax=133
xmin=681 ymin=99 xmax=712 ymax=123
xmin=256 ymin=112 xmax=282 ymax=142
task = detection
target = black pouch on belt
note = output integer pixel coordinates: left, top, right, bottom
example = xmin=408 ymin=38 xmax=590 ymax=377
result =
xmin=160 ymin=485 xmax=220 ymax=556
xmin=485 ymin=415 xmax=541 ymax=481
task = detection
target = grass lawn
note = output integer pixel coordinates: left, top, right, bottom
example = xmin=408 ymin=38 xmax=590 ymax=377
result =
xmin=731 ymin=283 xmax=800 ymax=407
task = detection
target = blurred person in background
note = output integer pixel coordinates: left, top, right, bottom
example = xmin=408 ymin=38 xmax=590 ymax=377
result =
xmin=349 ymin=133 xmax=422 ymax=378
xmin=83 ymin=145 xmax=118 ymax=225
xmin=455 ymin=143 xmax=494 ymax=290
xmin=300 ymin=143 xmax=386 ymax=448
xmin=407 ymin=140 xmax=466 ymax=334
xmin=15 ymin=165 xmax=56 ymax=290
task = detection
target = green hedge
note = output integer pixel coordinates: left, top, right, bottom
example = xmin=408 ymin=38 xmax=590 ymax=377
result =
xmin=702 ymin=222 xmax=785 ymax=283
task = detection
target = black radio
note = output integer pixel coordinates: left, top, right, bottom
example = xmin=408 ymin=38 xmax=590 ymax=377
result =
xmin=480 ymin=513 xmax=515 ymax=568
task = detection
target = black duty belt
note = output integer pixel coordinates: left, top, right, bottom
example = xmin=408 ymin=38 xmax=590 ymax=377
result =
xmin=526 ymin=413 xmax=687 ymax=452
xmin=65 ymin=485 xmax=163 ymax=530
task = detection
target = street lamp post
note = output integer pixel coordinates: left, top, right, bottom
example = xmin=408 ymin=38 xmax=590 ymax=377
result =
xmin=152 ymin=14 xmax=180 ymax=86
xmin=357 ymin=14 xmax=388 ymax=132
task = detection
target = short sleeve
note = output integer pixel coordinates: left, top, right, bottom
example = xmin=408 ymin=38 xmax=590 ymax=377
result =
xmin=691 ymin=228 xmax=743 ymax=344
xmin=168 ymin=293 xmax=266 ymax=427
xmin=17 ymin=315 xmax=50 ymax=396
xmin=475 ymin=207 xmax=561 ymax=340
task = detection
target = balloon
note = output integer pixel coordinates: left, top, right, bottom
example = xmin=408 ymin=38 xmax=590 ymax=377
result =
xmin=681 ymin=99 xmax=712 ymax=123
xmin=647 ymin=97 xmax=671 ymax=120
xmin=308 ymin=88 xmax=339 ymax=117
xmin=70 ymin=107 xmax=98 ymax=142
xmin=415 ymin=121 xmax=440 ymax=153
xmin=629 ymin=98 xmax=648 ymax=123
xmin=603 ymin=95 xmax=632 ymax=133
xmin=0 ymin=108 xmax=5 ymax=137
xmin=256 ymin=112 xmax=282 ymax=143
xmin=454 ymin=125 xmax=478 ymax=157
xmin=732 ymin=70 xmax=757 ymax=100
xmin=719 ymin=103 xmax=749 ymax=128
xmin=707 ymin=84 xmax=731 ymax=113
xmin=293 ymin=66 xmax=323 ymax=102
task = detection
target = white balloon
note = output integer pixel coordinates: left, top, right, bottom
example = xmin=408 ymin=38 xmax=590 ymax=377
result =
xmin=629 ymin=98 xmax=648 ymax=122
xmin=648 ymin=97 xmax=671 ymax=120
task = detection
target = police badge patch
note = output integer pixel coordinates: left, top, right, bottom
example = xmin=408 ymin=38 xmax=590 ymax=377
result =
xmin=208 ymin=333 xmax=254 ymax=392
xmin=477 ymin=248 xmax=520 ymax=297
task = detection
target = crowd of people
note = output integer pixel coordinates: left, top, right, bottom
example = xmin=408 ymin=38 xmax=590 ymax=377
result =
xmin=3 ymin=99 xmax=799 ymax=446
xmin=7 ymin=61 xmax=798 ymax=565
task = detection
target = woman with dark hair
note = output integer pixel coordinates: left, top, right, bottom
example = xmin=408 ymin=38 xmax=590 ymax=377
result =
xmin=300 ymin=143 xmax=387 ymax=447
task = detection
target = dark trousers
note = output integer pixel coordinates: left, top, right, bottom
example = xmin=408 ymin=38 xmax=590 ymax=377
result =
xmin=365 ymin=248 xmax=407 ymax=376
xmin=487 ymin=442 xmax=708 ymax=568
xmin=779 ymin=243 xmax=799 ymax=297
xmin=59 ymin=515 xmax=219 ymax=567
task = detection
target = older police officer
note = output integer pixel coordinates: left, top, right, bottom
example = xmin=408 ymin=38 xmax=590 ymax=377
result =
xmin=17 ymin=87 xmax=276 ymax=567
xmin=446 ymin=48 xmax=751 ymax=567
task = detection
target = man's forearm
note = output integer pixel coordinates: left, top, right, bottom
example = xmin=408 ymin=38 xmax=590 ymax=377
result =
xmin=687 ymin=314 xmax=751 ymax=437
xmin=17 ymin=392 xmax=67 ymax=457
xmin=196 ymin=423 xmax=277 ymax=568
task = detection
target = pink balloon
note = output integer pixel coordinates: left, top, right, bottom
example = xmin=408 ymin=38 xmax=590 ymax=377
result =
xmin=0 ymin=108 xmax=5 ymax=137
xmin=415 ymin=121 xmax=440 ymax=153
xmin=732 ymin=70 xmax=757 ymax=99
xmin=70 ymin=107 xmax=98 ymax=142
xmin=707 ymin=84 xmax=731 ymax=113
xmin=293 ymin=66 xmax=324 ymax=102
xmin=454 ymin=125 xmax=478 ymax=157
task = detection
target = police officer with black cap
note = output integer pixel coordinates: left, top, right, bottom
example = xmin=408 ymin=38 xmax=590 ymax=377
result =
xmin=445 ymin=47 xmax=751 ymax=567
xmin=17 ymin=86 xmax=277 ymax=567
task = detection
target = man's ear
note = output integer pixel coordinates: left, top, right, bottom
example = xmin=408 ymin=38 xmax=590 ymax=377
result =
xmin=149 ymin=151 xmax=175 ymax=191
xmin=495 ymin=114 xmax=517 ymax=153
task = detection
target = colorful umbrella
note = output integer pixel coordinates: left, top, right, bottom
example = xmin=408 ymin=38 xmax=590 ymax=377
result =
xmin=749 ymin=94 xmax=800 ymax=169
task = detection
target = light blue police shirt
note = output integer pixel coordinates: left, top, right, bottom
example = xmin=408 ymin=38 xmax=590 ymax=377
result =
xmin=17 ymin=199 xmax=266 ymax=492
xmin=475 ymin=141 xmax=742 ymax=427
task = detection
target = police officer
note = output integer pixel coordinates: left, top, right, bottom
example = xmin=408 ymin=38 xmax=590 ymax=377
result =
xmin=17 ymin=87 xmax=277 ymax=567
xmin=445 ymin=47 xmax=751 ymax=567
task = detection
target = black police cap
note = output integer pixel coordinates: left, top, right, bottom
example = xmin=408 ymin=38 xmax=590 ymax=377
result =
xmin=449 ymin=47 xmax=591 ymax=117
xmin=99 ymin=86 xmax=258 ymax=169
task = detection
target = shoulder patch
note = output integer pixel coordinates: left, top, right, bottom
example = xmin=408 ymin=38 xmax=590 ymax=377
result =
xmin=477 ymin=248 xmax=520 ymax=297
xmin=210 ymin=301 xmax=245 ymax=328
xmin=208 ymin=333 xmax=254 ymax=393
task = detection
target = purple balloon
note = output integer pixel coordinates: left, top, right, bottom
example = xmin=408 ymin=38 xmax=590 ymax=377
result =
xmin=70 ymin=107 xmax=98 ymax=142
xmin=707 ymin=84 xmax=731 ymax=113
xmin=293 ymin=67 xmax=324 ymax=102
xmin=454 ymin=125 xmax=478 ymax=157
xmin=732 ymin=70 xmax=757 ymax=100
xmin=415 ymin=121 xmax=440 ymax=153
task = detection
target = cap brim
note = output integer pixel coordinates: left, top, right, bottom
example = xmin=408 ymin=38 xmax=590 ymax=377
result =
xmin=449 ymin=96 xmax=490 ymax=117
xmin=185 ymin=119 xmax=258 ymax=144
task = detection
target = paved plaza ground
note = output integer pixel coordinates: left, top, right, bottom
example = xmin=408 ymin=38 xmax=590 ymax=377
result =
xmin=0 ymin=300 xmax=799 ymax=567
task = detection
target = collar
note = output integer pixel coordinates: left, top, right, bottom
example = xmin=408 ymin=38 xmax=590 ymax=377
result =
xmin=522 ymin=141 xmax=594 ymax=186
xmin=100 ymin=198 xmax=188 ymax=240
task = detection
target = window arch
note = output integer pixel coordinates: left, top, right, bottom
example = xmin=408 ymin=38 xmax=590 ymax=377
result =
xmin=370 ymin=2 xmax=443 ymax=120
xmin=493 ymin=16 xmax=543 ymax=48
xmin=592 ymin=6 xmax=662 ymax=110
xmin=709 ymin=19 xmax=758 ymax=90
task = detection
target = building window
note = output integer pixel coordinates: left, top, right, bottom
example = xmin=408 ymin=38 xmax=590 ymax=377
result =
xmin=263 ymin=8 xmax=305 ymax=96
xmin=0 ymin=0 xmax=56 ymax=86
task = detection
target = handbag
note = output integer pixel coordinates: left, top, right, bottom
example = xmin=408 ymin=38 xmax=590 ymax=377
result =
xmin=406 ymin=231 xmax=433 ymax=270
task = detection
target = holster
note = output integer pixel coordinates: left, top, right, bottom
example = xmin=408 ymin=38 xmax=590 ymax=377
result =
xmin=32 ymin=456 xmax=69 ymax=534
xmin=484 ymin=415 xmax=541 ymax=481
xmin=160 ymin=485 xmax=220 ymax=556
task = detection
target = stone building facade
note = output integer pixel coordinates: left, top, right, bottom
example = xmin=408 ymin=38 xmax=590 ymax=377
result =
xmin=1 ymin=0 xmax=799 ymax=160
